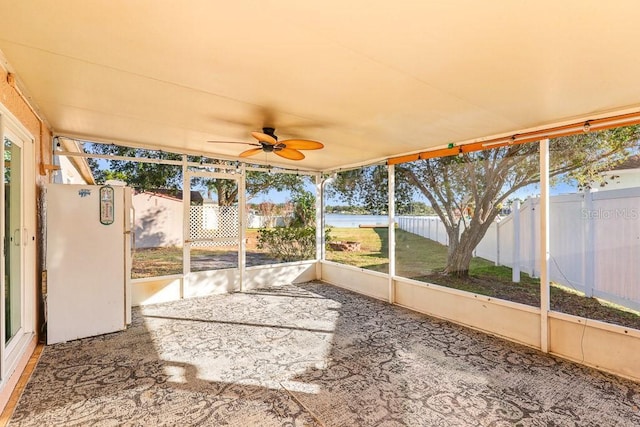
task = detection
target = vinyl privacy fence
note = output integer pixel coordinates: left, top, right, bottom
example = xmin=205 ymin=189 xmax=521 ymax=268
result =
xmin=398 ymin=187 xmax=640 ymax=311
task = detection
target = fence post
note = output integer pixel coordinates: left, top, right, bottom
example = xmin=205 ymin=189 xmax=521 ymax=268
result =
xmin=512 ymin=199 xmax=521 ymax=283
xmin=583 ymin=189 xmax=595 ymax=297
xmin=496 ymin=219 xmax=500 ymax=266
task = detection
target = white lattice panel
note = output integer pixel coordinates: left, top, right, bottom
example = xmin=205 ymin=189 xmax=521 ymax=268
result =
xmin=189 ymin=205 xmax=239 ymax=246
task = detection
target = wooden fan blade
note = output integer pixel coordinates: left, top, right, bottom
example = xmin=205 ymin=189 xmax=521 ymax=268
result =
xmin=280 ymin=139 xmax=324 ymax=150
xmin=239 ymin=148 xmax=264 ymax=158
xmin=251 ymin=131 xmax=277 ymax=145
xmin=275 ymin=147 xmax=305 ymax=160
xmin=208 ymin=141 xmax=260 ymax=146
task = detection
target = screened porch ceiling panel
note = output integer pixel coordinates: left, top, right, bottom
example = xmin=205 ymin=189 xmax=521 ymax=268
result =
xmin=1 ymin=1 xmax=640 ymax=171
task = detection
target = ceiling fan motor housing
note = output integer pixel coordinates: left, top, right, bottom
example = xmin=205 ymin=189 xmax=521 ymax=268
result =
xmin=261 ymin=142 xmax=276 ymax=152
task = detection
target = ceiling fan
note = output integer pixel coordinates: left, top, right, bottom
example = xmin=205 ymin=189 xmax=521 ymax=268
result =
xmin=209 ymin=127 xmax=324 ymax=160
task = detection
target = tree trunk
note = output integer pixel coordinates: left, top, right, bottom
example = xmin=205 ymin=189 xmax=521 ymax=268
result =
xmin=443 ymin=221 xmax=493 ymax=278
xmin=444 ymin=242 xmax=473 ymax=277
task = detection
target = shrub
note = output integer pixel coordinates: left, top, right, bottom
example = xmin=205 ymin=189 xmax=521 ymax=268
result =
xmin=256 ymin=190 xmax=333 ymax=262
xmin=257 ymin=226 xmax=316 ymax=262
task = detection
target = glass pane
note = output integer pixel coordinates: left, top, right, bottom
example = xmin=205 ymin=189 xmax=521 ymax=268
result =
xmin=132 ymin=189 xmax=184 ymax=278
xmin=324 ymin=165 xmax=390 ymax=273
xmin=549 ymin=126 xmax=640 ymax=330
xmin=395 ymin=144 xmax=541 ymax=307
xmin=4 ymin=136 xmax=22 ymax=343
xmin=245 ymin=171 xmax=316 ymax=266
xmin=189 ymin=177 xmax=239 ymax=272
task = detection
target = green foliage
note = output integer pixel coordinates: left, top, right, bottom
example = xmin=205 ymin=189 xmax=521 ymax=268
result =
xmin=257 ymin=226 xmax=317 ymax=262
xmin=550 ymin=126 xmax=640 ymax=189
xmin=255 ymin=190 xmax=323 ymax=261
xmin=290 ymin=190 xmax=316 ymax=227
xmin=404 ymin=202 xmax=435 ymax=215
xmin=101 ymin=170 xmax=129 ymax=182
xmin=83 ymin=143 xmax=311 ymax=205
xmin=325 ymin=200 xmax=434 ymax=216
xmin=246 ymin=171 xmax=308 ymax=200
xmin=326 ymin=165 xmax=414 ymax=214
xmin=85 ymin=144 xmax=183 ymax=189
xmin=324 ymin=205 xmax=371 ymax=214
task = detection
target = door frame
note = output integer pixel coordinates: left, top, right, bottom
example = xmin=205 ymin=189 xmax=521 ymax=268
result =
xmin=0 ymin=106 xmax=36 ymax=383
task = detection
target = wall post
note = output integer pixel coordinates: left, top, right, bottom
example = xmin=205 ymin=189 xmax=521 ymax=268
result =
xmin=388 ymin=164 xmax=396 ymax=304
xmin=539 ymin=139 xmax=550 ymax=353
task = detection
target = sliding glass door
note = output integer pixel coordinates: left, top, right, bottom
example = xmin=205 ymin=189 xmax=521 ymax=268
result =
xmin=0 ymin=114 xmax=34 ymax=380
xmin=4 ymin=133 xmax=22 ymax=345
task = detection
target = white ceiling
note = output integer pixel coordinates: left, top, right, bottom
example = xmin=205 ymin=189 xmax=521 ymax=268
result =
xmin=1 ymin=1 xmax=640 ymax=171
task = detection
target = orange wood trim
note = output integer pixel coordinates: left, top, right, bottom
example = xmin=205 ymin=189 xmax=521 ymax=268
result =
xmin=387 ymin=153 xmax=420 ymax=165
xmin=387 ymin=111 xmax=640 ymax=165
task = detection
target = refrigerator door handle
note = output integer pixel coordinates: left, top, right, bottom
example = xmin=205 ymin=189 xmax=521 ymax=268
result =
xmin=130 ymin=205 xmax=136 ymax=252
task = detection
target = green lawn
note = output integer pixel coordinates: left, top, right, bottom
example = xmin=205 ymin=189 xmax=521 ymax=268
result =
xmin=132 ymin=246 xmax=184 ymax=277
xmin=326 ymin=228 xmax=390 ymax=272
xmin=327 ymin=227 xmax=503 ymax=277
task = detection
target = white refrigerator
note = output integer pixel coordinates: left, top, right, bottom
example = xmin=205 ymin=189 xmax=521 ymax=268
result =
xmin=46 ymin=184 xmax=132 ymax=344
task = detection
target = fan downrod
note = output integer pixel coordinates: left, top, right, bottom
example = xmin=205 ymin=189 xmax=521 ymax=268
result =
xmin=261 ymin=127 xmax=277 ymax=141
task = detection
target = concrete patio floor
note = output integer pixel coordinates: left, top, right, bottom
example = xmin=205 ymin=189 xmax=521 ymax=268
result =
xmin=8 ymin=281 xmax=640 ymax=426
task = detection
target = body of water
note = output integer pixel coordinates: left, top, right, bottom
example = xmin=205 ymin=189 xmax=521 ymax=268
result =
xmin=325 ymin=214 xmax=391 ymax=228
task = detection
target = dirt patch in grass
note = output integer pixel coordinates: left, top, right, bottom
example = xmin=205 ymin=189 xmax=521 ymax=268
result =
xmin=549 ymin=285 xmax=640 ymax=330
xmin=416 ymin=272 xmax=540 ymax=306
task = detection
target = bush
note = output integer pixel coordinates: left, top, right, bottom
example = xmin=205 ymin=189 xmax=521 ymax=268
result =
xmin=256 ymin=190 xmax=332 ymax=262
xmin=257 ymin=226 xmax=317 ymax=262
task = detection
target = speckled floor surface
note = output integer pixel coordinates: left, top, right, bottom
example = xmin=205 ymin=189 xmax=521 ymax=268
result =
xmin=9 ymin=281 xmax=640 ymax=426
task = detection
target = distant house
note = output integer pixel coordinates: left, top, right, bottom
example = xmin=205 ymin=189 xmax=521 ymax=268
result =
xmin=133 ymin=189 xmax=203 ymax=248
xmin=600 ymin=154 xmax=640 ymax=190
